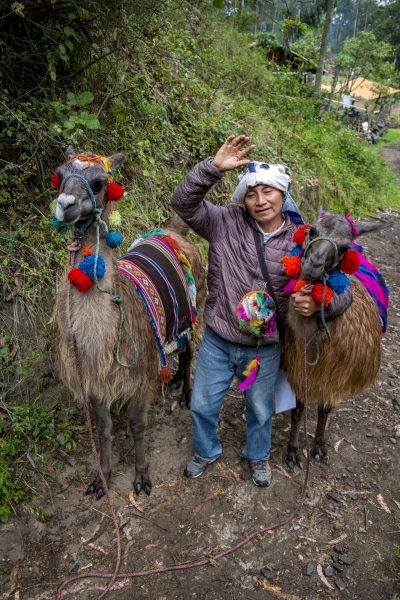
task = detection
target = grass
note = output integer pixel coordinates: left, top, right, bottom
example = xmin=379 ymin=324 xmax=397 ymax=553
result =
xmin=374 ymin=128 xmax=400 ymax=148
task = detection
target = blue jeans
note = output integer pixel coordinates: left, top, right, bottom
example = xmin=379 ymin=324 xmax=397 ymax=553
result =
xmin=191 ymin=327 xmax=281 ymax=462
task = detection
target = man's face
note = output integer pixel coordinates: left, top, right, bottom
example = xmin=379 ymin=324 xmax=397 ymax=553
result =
xmin=244 ymin=184 xmax=284 ymax=230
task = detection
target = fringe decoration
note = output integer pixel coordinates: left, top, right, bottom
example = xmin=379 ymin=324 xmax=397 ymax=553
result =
xmin=161 ymin=365 xmax=172 ymax=382
xmin=239 ymin=355 xmax=261 ymax=391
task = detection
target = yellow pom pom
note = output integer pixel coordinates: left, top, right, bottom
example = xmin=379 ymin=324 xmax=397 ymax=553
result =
xmin=50 ymin=198 xmax=57 ymax=216
xmin=108 ymin=210 xmax=122 ymax=231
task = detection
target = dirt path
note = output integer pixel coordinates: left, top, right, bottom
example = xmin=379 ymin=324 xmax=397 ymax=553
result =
xmin=2 ymin=190 xmax=400 ymax=599
xmin=381 ymin=143 xmax=400 ymax=185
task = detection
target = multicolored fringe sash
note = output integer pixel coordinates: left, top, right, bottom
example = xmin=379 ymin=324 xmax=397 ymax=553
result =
xmin=116 ymin=231 xmax=197 ymax=382
xmin=352 ymin=242 xmax=389 ymax=333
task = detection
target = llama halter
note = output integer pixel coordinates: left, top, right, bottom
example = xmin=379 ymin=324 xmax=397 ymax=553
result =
xmin=282 ymin=223 xmax=360 ymax=307
xmin=51 ymin=154 xmax=126 ymax=292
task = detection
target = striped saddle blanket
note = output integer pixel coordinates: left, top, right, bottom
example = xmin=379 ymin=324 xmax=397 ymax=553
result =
xmin=116 ymin=231 xmax=197 ymax=381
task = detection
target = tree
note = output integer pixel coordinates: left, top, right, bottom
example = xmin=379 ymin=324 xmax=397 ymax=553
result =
xmin=314 ymin=0 xmax=335 ymax=98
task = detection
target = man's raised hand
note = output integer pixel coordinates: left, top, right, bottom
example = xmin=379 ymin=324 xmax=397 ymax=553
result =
xmin=211 ymin=135 xmax=255 ymax=173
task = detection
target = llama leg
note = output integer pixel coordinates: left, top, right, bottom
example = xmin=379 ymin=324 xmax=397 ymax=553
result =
xmin=179 ymin=343 xmax=193 ymax=409
xmin=85 ymin=397 xmax=113 ymax=500
xmin=167 ymin=353 xmax=184 ymax=389
xmin=128 ymin=399 xmax=152 ymax=496
xmin=286 ymin=400 xmax=304 ymax=470
xmin=313 ymin=405 xmax=332 ymax=463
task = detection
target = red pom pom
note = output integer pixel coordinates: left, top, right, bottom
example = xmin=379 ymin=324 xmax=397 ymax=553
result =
xmin=68 ymin=268 xmax=93 ymax=292
xmin=311 ymin=282 xmax=334 ymax=306
xmin=104 ymin=182 xmax=125 ymax=203
xmin=282 ymin=255 xmax=301 ymax=279
xmin=339 ymin=249 xmax=360 ymax=275
xmin=52 ymin=173 xmax=61 ymax=189
xmin=294 ymin=278 xmax=308 ymax=293
xmin=293 ymin=224 xmax=310 ymax=246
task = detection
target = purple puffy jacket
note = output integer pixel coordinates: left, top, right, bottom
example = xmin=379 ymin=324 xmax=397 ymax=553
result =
xmin=171 ymin=158 xmax=352 ymax=346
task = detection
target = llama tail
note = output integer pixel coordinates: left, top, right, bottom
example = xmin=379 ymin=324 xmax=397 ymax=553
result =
xmin=165 ymin=215 xmax=190 ymax=237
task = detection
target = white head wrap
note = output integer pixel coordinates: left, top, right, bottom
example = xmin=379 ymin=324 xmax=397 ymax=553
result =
xmin=231 ymin=161 xmax=290 ymax=204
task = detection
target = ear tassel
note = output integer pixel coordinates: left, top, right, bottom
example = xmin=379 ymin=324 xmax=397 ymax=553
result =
xmin=239 ymin=355 xmax=261 ymax=391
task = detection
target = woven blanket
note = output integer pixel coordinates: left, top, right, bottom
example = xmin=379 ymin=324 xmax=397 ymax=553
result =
xmin=352 ymin=242 xmax=390 ymax=333
xmin=116 ymin=232 xmax=197 ymax=381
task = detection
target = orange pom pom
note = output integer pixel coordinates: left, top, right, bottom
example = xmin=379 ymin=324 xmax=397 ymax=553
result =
xmin=282 ymin=255 xmax=301 ymax=278
xmin=339 ymin=249 xmax=360 ymax=274
xmin=311 ymin=282 xmax=334 ymax=306
xmin=294 ymin=278 xmax=308 ymax=293
xmin=293 ymin=224 xmax=310 ymax=246
xmin=161 ymin=366 xmax=171 ymax=382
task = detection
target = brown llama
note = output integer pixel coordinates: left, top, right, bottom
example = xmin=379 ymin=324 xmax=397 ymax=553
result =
xmin=284 ymin=210 xmax=387 ymax=468
xmin=54 ymin=146 xmax=206 ymax=497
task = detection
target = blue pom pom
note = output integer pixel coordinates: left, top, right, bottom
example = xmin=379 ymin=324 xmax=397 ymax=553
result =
xmin=289 ymin=244 xmax=303 ymax=257
xmin=79 ymin=254 xmax=106 ymax=281
xmin=106 ymin=231 xmax=123 ymax=248
xmin=51 ymin=217 xmax=68 ymax=234
xmin=327 ymin=270 xmax=350 ymax=294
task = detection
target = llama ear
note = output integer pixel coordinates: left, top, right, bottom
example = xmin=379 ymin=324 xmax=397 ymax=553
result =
xmin=318 ymin=205 xmax=329 ymax=217
xmin=107 ymin=153 xmax=126 ymax=172
xmin=65 ymin=145 xmax=76 ymax=161
xmin=354 ymin=220 xmax=391 ymax=237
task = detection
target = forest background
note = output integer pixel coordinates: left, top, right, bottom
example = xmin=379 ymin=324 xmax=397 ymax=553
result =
xmin=0 ymin=0 xmax=400 ymax=521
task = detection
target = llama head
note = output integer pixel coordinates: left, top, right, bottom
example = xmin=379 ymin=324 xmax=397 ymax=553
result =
xmin=301 ymin=208 xmax=388 ymax=281
xmin=54 ymin=146 xmax=126 ymax=225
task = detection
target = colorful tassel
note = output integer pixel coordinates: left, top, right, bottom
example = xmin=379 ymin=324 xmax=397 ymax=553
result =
xmin=239 ymin=355 xmax=261 ymax=391
xmin=339 ymin=249 xmax=360 ymax=275
xmin=68 ymin=268 xmax=93 ymax=292
xmin=106 ymin=231 xmax=123 ymax=248
xmin=282 ymin=255 xmax=301 ymax=279
xmin=292 ymin=224 xmax=310 ymax=246
xmin=104 ymin=182 xmax=125 ymax=202
xmin=51 ymin=216 xmax=68 ymax=234
xmin=79 ymin=255 xmax=106 ymax=281
xmin=161 ymin=365 xmax=172 ymax=382
xmin=108 ymin=210 xmax=122 ymax=230
xmin=52 ymin=173 xmax=61 ymax=189
xmin=327 ymin=270 xmax=350 ymax=294
xmin=311 ymin=282 xmax=334 ymax=306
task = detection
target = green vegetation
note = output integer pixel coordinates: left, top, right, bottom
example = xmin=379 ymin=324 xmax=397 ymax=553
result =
xmin=374 ymin=128 xmax=400 ymax=148
xmin=1 ymin=1 xmax=400 ymax=518
xmin=0 ymin=402 xmax=80 ymax=522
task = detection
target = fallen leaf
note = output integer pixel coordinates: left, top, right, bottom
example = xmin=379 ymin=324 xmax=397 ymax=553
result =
xmin=334 ymin=438 xmax=344 ymax=453
xmin=377 ymin=494 xmax=391 ymax=514
xmin=299 ymin=536 xmax=317 ymax=543
xmin=327 ymin=533 xmax=347 ymax=545
xmin=145 ymin=538 xmax=160 ymax=549
xmin=81 ymin=562 xmax=93 ymax=570
xmin=170 ymin=401 xmax=178 ymax=412
xmin=316 ymin=563 xmax=334 ymax=590
xmin=394 ymin=424 xmax=400 ymax=437
xmin=392 ymin=499 xmax=400 ymax=510
xmin=81 ymin=537 xmax=108 ymax=554
xmin=261 ymin=580 xmax=302 ymax=599
xmin=15 ymin=592 xmax=20 ymax=600
xmin=129 ymin=490 xmax=144 ymax=512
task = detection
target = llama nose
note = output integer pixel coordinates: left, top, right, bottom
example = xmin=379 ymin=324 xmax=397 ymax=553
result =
xmin=310 ymin=255 xmax=324 ymax=269
xmin=56 ymin=193 xmax=76 ymax=221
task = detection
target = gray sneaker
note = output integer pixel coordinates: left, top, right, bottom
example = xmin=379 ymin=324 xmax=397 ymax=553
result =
xmin=184 ymin=456 xmax=217 ymax=479
xmin=249 ymin=460 xmax=272 ymax=487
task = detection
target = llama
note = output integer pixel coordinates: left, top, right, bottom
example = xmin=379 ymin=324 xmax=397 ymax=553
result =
xmin=283 ymin=211 xmax=388 ymax=468
xmin=53 ymin=146 xmax=206 ymax=497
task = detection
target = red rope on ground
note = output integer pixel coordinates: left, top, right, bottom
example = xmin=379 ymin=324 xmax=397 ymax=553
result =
xmin=55 ymin=251 xmax=311 ymax=599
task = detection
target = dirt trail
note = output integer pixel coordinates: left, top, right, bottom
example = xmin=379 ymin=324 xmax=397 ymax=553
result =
xmin=2 ymin=155 xmax=400 ymax=600
xmin=381 ymin=143 xmax=400 ymax=185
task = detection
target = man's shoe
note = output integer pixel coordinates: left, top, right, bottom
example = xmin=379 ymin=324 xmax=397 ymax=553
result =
xmin=184 ymin=456 xmax=216 ymax=479
xmin=249 ymin=459 xmax=272 ymax=487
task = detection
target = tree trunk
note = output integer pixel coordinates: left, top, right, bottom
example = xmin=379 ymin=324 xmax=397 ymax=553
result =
xmin=314 ymin=0 xmax=336 ymax=99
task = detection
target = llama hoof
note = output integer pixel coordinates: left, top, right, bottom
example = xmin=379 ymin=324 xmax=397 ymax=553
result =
xmin=167 ymin=373 xmax=182 ymax=389
xmin=180 ymin=393 xmax=191 ymax=409
xmin=85 ymin=481 xmax=106 ymax=500
xmin=134 ymin=475 xmax=152 ymax=496
xmin=285 ymin=446 xmax=303 ymax=470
